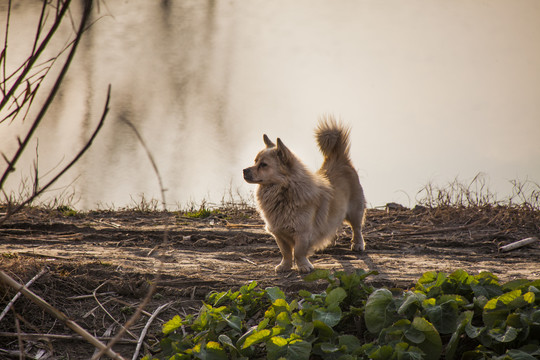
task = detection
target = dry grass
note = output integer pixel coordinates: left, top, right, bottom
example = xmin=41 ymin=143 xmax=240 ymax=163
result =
xmin=416 ymin=174 xmax=540 ymax=210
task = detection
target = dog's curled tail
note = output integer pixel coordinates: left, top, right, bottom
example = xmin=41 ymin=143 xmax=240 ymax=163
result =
xmin=315 ymin=115 xmax=351 ymax=161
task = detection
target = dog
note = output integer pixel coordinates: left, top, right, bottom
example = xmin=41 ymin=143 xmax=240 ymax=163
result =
xmin=243 ymin=115 xmax=366 ymax=273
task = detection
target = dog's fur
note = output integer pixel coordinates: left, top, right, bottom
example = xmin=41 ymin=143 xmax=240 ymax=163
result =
xmin=243 ymin=115 xmax=366 ymax=273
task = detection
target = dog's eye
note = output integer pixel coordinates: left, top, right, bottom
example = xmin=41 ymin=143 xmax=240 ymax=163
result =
xmin=259 ymin=162 xmax=267 ymax=168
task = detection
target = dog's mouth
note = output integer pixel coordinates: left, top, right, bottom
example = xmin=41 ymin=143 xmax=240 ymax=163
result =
xmin=243 ymin=176 xmax=262 ymax=184
xmin=243 ymin=168 xmax=261 ymax=184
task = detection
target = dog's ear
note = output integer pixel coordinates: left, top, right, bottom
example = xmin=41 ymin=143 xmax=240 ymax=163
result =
xmin=263 ymin=134 xmax=275 ymax=148
xmin=276 ymin=138 xmax=293 ymax=165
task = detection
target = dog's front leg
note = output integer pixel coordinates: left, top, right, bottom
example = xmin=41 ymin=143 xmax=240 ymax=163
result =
xmin=294 ymin=235 xmax=314 ymax=273
xmin=274 ymin=235 xmax=294 ymax=273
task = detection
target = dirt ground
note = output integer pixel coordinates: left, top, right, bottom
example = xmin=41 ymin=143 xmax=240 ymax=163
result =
xmin=0 ymin=205 xmax=539 ymax=359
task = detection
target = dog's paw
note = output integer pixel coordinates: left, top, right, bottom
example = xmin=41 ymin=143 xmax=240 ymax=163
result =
xmin=275 ymin=263 xmax=292 ymax=273
xmin=296 ymin=261 xmax=314 ymax=274
xmin=351 ymin=242 xmax=365 ymax=252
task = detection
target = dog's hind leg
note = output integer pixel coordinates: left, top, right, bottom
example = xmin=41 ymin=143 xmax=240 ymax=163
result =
xmin=274 ymin=235 xmax=294 ymax=273
xmin=347 ymin=209 xmax=365 ymax=252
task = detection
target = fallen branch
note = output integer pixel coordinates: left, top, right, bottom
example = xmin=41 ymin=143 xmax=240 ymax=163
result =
xmin=0 ymin=332 xmax=137 ymax=344
xmin=132 ymin=302 xmax=172 ymax=360
xmin=0 ymin=267 xmax=48 ymax=322
xmin=500 ymin=237 xmax=539 ymax=252
xmin=0 ymin=270 xmax=125 ymax=360
xmin=367 ymin=225 xmax=472 ymax=238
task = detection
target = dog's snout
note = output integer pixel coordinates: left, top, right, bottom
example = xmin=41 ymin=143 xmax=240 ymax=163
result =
xmin=243 ymin=168 xmax=251 ymax=180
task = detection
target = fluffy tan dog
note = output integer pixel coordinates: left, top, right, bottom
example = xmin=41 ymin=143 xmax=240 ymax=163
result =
xmin=243 ymin=115 xmax=366 ymax=273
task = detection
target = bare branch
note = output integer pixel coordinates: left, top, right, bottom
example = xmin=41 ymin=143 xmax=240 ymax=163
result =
xmin=0 ymin=0 xmax=93 ymax=193
xmin=0 ymin=0 xmax=72 ymax=112
xmin=0 ymin=84 xmax=111 ymax=225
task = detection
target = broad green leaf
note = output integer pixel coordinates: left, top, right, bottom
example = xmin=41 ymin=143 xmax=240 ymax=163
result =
xmin=206 ymin=341 xmax=228 ymax=360
xmin=523 ymin=291 xmax=535 ymax=305
xmin=416 ymin=271 xmax=438 ymax=288
xmin=424 ymin=300 xmax=460 ymax=334
xmin=475 ymin=271 xmax=500 ymax=285
xmin=368 ymin=344 xmax=395 ymax=360
xmin=163 ymin=315 xmax=183 ymax=335
xmin=503 ymin=279 xmax=531 ymax=292
xmin=338 ymin=334 xmax=361 ymax=353
xmin=235 ymin=325 xmax=256 ymax=349
xmin=266 ymin=287 xmax=286 ymax=302
xmin=404 ymin=326 xmax=426 ymax=344
xmin=438 ymin=294 xmax=469 ymax=306
xmin=531 ymin=310 xmax=540 ymax=324
xmin=483 ymin=299 xmax=509 ymax=328
xmin=506 ymin=313 xmax=527 ymax=329
xmin=313 ymin=320 xmax=335 ymax=338
xmin=365 ymin=289 xmax=394 ymax=334
xmin=450 ymin=269 xmax=472 ymax=285
xmin=218 ymin=334 xmax=237 ymax=352
xmin=497 ymin=290 xmax=522 ymax=306
xmin=220 ymin=313 xmax=242 ymax=332
xmin=528 ymin=285 xmax=540 ymax=298
xmin=326 ymin=287 xmax=347 ymax=306
xmin=303 ymin=268 xmax=331 ymax=282
xmin=501 ymin=349 xmax=537 ymax=360
xmin=320 ymin=342 xmax=340 ymax=353
xmin=488 ymin=326 xmax=519 ymax=343
xmin=272 ymin=298 xmax=290 ymax=313
xmin=313 ymin=303 xmax=342 ymax=327
xmin=241 ymin=329 xmax=271 ymax=349
xmin=241 ymin=280 xmax=258 ymax=293
xmin=399 ymin=291 xmax=425 ymax=315
xmin=276 ymin=311 xmax=291 ymax=328
xmin=411 ymin=317 xmax=442 ymax=360
xmin=294 ymin=320 xmax=314 ymax=337
xmin=471 ymin=283 xmax=503 ymax=299
xmin=267 ymin=337 xmax=311 ymax=360
xmin=258 ymin=317 xmax=269 ymax=330
xmin=465 ymin=322 xmax=485 ymax=339
xmin=446 ymin=311 xmax=473 ymax=360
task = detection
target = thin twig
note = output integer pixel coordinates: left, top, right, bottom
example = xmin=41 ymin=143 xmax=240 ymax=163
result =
xmin=132 ymin=302 xmax=172 ymax=360
xmin=13 ymin=310 xmax=23 ymax=360
xmin=92 ymin=282 xmax=137 ymax=340
xmin=0 ymin=270 xmax=125 ymax=360
xmin=119 ymin=118 xmax=167 ymax=211
xmin=0 ymin=267 xmax=48 ymax=322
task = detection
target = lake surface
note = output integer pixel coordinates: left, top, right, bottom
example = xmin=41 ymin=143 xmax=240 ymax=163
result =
xmin=1 ymin=0 xmax=539 ymax=209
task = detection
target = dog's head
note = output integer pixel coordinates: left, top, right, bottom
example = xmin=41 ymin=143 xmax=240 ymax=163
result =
xmin=243 ymin=134 xmax=294 ymax=185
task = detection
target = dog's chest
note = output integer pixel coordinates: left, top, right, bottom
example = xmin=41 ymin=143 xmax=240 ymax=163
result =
xmin=256 ymin=185 xmax=311 ymax=230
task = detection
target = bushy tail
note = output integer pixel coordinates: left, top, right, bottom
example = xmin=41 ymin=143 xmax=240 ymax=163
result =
xmin=315 ymin=114 xmax=351 ymax=161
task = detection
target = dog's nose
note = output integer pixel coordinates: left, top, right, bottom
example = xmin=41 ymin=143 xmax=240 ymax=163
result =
xmin=243 ymin=168 xmax=250 ymax=179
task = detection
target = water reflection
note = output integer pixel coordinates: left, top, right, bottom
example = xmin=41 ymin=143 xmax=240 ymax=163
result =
xmin=1 ymin=1 xmax=539 ymax=209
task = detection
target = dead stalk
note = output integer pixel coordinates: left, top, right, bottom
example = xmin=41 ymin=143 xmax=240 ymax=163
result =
xmin=92 ymin=119 xmax=170 ymax=360
xmin=0 ymin=267 xmax=48 ymax=322
xmin=0 ymin=270 xmax=126 ymax=360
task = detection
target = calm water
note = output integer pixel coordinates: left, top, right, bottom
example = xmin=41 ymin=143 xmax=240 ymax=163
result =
xmin=1 ymin=1 xmax=539 ymax=209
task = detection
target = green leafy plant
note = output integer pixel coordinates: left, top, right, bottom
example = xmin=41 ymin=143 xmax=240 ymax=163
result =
xmin=145 ymin=269 xmax=540 ymax=360
xmin=182 ymin=204 xmax=221 ymax=219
